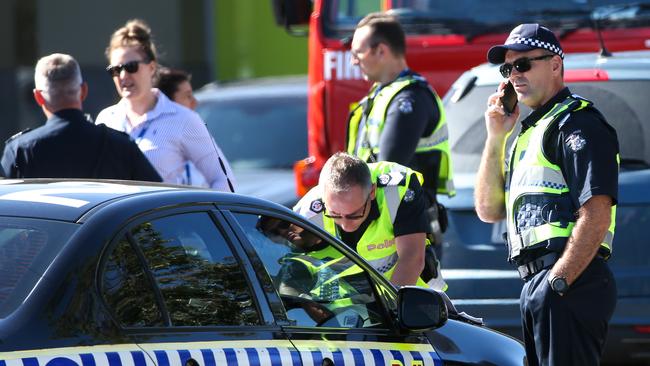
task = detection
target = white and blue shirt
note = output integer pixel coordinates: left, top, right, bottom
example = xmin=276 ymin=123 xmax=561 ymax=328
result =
xmin=96 ymin=89 xmax=236 ymax=192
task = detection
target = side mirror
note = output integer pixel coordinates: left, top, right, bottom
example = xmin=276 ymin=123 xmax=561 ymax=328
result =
xmin=397 ymin=286 xmax=448 ymax=330
xmin=270 ymin=0 xmax=312 ymax=36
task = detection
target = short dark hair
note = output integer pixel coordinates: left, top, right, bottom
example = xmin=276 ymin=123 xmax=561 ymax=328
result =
xmin=154 ymin=67 xmax=191 ymax=99
xmin=320 ymin=152 xmax=372 ymax=195
xmin=356 ymin=12 xmax=406 ymax=57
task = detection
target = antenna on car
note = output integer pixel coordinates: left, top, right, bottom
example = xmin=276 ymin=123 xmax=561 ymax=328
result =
xmin=587 ymin=0 xmax=612 ymax=57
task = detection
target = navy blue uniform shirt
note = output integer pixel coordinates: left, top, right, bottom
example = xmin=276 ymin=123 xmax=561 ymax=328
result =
xmin=1 ymin=109 xmax=162 ymax=181
xmin=377 ymin=71 xmax=442 ymax=195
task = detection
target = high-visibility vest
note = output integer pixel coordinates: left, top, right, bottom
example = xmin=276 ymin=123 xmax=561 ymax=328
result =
xmin=346 ymin=74 xmax=455 ymax=196
xmin=294 ymin=161 xmax=431 ymax=287
xmin=504 ymin=95 xmax=616 ymax=260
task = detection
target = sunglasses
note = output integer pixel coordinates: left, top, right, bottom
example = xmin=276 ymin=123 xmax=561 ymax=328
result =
xmin=106 ymin=60 xmax=149 ymax=77
xmin=324 ymin=194 xmax=371 ymax=220
xmin=499 ymin=54 xmax=555 ymax=78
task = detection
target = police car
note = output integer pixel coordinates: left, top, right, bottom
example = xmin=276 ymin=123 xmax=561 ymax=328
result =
xmin=0 ymin=180 xmax=525 ymax=365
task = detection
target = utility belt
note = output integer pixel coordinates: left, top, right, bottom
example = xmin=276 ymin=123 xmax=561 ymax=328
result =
xmin=517 ymin=251 xmax=607 ymax=281
xmin=517 ymin=252 xmax=558 ymax=281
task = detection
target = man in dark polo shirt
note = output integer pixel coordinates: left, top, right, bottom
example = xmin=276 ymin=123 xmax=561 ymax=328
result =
xmin=1 ymin=53 xmax=161 ymax=182
xmin=475 ymin=24 xmax=618 ymax=365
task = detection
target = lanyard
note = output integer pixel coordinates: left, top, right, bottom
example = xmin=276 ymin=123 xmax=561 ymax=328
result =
xmin=123 ymin=118 xmax=153 ymax=144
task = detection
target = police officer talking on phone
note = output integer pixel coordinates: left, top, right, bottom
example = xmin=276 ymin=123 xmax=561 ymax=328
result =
xmin=475 ymin=24 xmax=618 ymax=366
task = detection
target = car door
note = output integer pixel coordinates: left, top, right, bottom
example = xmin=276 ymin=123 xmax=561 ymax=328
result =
xmin=98 ymin=205 xmax=300 ymax=365
xmin=224 ymin=207 xmax=442 ymax=366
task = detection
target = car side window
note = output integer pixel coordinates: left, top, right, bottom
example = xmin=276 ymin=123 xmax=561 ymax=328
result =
xmin=234 ymin=213 xmax=388 ymax=329
xmin=102 ymin=212 xmax=260 ymax=327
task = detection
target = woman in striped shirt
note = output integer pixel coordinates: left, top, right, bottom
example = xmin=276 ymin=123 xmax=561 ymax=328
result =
xmin=96 ymin=19 xmax=236 ymax=192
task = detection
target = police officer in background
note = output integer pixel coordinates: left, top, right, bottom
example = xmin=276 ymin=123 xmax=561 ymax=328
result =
xmin=294 ymin=152 xmax=445 ymax=290
xmin=1 ymin=53 xmax=161 ymax=182
xmin=346 ymin=12 xmax=454 ymax=283
xmin=475 ymin=24 xmax=618 ymax=365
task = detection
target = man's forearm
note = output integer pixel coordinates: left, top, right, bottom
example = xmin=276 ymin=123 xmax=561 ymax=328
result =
xmin=550 ymin=195 xmax=612 ymax=285
xmin=475 ymin=136 xmax=507 ymax=222
xmin=391 ymin=232 xmax=426 ymax=286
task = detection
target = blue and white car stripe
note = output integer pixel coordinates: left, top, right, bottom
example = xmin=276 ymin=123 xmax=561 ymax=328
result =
xmin=0 ymin=340 xmax=441 ymax=366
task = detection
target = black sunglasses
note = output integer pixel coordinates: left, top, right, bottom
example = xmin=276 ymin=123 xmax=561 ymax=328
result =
xmin=499 ymin=54 xmax=555 ymax=78
xmin=324 ymin=194 xmax=371 ymax=220
xmin=106 ymin=60 xmax=149 ymax=77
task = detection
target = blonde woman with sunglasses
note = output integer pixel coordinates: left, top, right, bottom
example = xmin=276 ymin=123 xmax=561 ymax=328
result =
xmin=96 ymin=19 xmax=236 ymax=191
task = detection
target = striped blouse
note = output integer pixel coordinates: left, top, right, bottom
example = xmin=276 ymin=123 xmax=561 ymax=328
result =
xmin=96 ymin=89 xmax=237 ymax=192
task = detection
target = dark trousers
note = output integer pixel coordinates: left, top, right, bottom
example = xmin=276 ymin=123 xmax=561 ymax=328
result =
xmin=520 ymin=256 xmax=617 ymax=366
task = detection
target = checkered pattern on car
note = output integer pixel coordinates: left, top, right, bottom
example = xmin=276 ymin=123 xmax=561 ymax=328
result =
xmin=506 ymin=37 xmax=564 ymax=58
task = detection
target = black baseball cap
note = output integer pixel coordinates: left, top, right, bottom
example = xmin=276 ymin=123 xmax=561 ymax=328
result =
xmin=487 ymin=23 xmax=564 ymax=64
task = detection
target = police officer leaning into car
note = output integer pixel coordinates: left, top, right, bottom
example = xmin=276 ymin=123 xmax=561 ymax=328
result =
xmin=347 ymin=12 xmax=454 ymax=287
xmin=475 ymin=24 xmax=618 ymax=365
xmin=294 ymin=152 xmax=446 ymax=291
xmin=1 ymin=53 xmax=161 ymax=181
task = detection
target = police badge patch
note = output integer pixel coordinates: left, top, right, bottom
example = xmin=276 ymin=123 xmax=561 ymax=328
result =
xmin=378 ymin=174 xmax=391 ymax=187
xmin=565 ymin=132 xmax=586 ymax=152
xmin=397 ymin=98 xmax=414 ymax=114
xmin=403 ymin=189 xmax=415 ymax=202
xmin=310 ymin=199 xmax=324 ymax=213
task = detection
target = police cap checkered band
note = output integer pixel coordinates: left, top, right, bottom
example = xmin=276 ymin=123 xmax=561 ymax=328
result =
xmin=487 ymin=23 xmax=564 ymax=64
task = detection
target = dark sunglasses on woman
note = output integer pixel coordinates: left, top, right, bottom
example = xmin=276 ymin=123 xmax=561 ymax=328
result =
xmin=106 ymin=60 xmax=149 ymax=77
xmin=499 ymin=54 xmax=555 ymax=78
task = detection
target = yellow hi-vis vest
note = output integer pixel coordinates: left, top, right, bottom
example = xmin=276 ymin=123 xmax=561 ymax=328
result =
xmin=504 ymin=95 xmax=616 ymax=261
xmin=282 ymin=247 xmax=363 ymax=308
xmin=293 ymin=161 xmax=430 ymax=287
xmin=346 ymin=74 xmax=455 ymax=197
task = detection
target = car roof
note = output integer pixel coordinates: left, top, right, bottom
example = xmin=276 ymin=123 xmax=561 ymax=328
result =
xmin=195 ymin=75 xmax=307 ymax=102
xmin=464 ymin=50 xmax=650 ymax=87
xmin=0 ymin=179 xmax=282 ymax=222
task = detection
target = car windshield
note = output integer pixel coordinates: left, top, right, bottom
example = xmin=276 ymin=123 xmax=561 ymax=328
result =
xmin=444 ymin=80 xmax=650 ymax=173
xmin=323 ymin=0 xmax=650 ymax=38
xmin=197 ymin=95 xmax=308 ymax=170
xmin=0 ymin=218 xmax=77 ymax=318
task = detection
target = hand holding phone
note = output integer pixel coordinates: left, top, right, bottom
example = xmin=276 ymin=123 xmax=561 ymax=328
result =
xmin=500 ymin=81 xmax=518 ymax=116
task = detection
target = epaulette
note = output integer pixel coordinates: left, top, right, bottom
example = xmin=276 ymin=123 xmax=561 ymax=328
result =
xmin=376 ymin=171 xmax=406 ymax=187
xmin=5 ymin=128 xmax=32 ymax=143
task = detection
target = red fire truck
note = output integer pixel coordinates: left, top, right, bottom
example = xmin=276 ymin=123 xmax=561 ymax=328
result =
xmin=272 ymin=0 xmax=650 ymax=196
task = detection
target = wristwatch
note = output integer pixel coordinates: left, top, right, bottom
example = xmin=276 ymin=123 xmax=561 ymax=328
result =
xmin=549 ymin=275 xmax=569 ymax=296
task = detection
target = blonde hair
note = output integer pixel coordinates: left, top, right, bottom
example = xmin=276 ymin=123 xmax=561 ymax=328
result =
xmin=105 ymin=19 xmax=157 ymax=62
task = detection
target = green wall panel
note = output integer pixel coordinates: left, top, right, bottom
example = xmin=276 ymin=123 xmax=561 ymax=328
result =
xmin=215 ymin=0 xmax=308 ymax=80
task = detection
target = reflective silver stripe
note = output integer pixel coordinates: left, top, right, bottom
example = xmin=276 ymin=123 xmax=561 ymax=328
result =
xmin=509 ymin=165 xmax=568 ymax=198
xmin=603 ymin=230 xmax=614 ymax=246
xmin=417 ymin=124 xmax=448 ymax=150
xmin=443 ymin=179 xmax=455 ymax=194
xmin=366 ymin=252 xmax=398 ymax=274
xmin=384 ymin=185 xmax=401 ymax=223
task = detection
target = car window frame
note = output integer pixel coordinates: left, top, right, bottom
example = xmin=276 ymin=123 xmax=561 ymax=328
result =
xmin=218 ymin=203 xmax=401 ymax=332
xmin=96 ymin=204 xmax=275 ymax=332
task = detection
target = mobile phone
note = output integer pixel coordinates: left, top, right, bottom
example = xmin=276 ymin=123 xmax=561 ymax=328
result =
xmin=500 ymin=81 xmax=518 ymax=115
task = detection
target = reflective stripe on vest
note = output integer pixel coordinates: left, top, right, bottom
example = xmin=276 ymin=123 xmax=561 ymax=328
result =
xmin=504 ymin=95 xmax=616 ymax=259
xmin=346 ymin=75 xmax=455 ymax=196
xmin=293 ymin=161 xmax=429 ymax=287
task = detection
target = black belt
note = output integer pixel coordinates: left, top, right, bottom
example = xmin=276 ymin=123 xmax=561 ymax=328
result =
xmin=517 ymin=252 xmax=558 ymax=280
